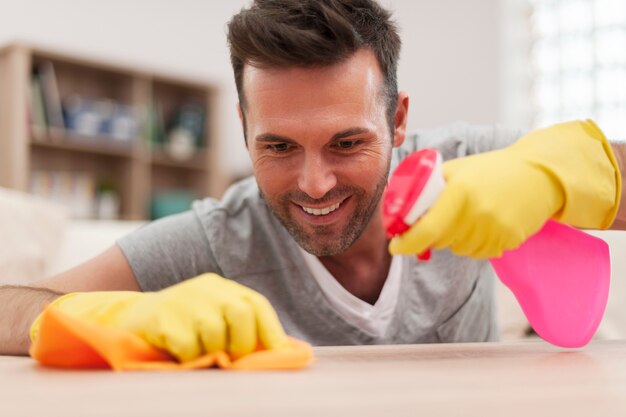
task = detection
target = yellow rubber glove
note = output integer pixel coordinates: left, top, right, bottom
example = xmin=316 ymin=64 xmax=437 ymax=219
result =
xmin=389 ymin=120 xmax=621 ymax=259
xmin=30 ymin=273 xmax=288 ymax=362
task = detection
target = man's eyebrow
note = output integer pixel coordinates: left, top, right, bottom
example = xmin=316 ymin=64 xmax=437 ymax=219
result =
xmin=331 ymin=127 xmax=372 ymax=141
xmin=254 ymin=127 xmax=372 ymax=144
xmin=255 ymin=133 xmax=298 ymax=143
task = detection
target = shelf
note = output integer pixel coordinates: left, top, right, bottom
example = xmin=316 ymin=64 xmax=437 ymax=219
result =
xmin=30 ymin=132 xmax=136 ymax=158
xmin=0 ymin=43 xmax=224 ymax=220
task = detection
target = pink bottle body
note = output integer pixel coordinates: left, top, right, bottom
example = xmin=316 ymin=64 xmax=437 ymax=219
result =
xmin=491 ymin=220 xmax=610 ymax=348
xmin=383 ymin=149 xmax=611 ymax=348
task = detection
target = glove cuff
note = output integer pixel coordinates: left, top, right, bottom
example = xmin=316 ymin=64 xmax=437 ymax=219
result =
xmin=29 ymin=292 xmax=143 ymax=344
xmin=513 ymin=119 xmax=621 ymax=229
xmin=580 ymin=119 xmax=622 ymax=228
xmin=30 ymin=293 xmax=80 ymax=343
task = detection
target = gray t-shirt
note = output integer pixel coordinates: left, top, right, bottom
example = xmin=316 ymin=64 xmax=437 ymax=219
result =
xmin=117 ymin=122 xmax=522 ymax=346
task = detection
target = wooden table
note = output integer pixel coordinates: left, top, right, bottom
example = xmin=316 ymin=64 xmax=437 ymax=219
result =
xmin=2 ymin=340 xmax=626 ymax=416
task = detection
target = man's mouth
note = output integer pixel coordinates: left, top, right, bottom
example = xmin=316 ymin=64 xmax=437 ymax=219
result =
xmin=299 ymin=200 xmax=343 ymax=216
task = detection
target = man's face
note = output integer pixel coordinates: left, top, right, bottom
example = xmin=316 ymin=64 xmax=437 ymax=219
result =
xmin=242 ymin=49 xmax=406 ymax=256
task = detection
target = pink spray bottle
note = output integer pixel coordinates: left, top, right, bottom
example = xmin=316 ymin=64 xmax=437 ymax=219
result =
xmin=382 ymin=149 xmax=611 ymax=348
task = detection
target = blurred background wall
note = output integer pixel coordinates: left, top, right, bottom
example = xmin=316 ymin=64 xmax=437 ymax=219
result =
xmin=2 ymin=0 xmax=625 ymax=192
xmin=0 ymin=0 xmax=516 ymax=180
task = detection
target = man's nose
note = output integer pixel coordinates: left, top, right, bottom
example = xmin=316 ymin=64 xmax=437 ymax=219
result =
xmin=297 ymin=154 xmax=337 ymax=200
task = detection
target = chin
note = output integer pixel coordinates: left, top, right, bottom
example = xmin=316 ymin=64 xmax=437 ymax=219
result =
xmin=299 ymin=242 xmax=345 ymax=257
xmin=297 ymin=225 xmax=360 ymax=256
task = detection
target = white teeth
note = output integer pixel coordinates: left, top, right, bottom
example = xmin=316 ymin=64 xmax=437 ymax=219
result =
xmin=302 ymin=202 xmax=341 ymax=216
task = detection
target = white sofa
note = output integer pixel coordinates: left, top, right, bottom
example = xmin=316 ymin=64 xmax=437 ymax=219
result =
xmin=47 ymin=219 xmax=145 ymax=277
xmin=0 ymin=187 xmax=144 ymax=286
xmin=1 ymin=187 xmax=625 ymax=341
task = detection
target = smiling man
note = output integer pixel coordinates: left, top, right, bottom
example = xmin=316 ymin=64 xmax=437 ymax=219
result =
xmin=1 ymin=0 xmax=624 ymax=360
xmin=243 ymin=49 xmax=405 ymax=304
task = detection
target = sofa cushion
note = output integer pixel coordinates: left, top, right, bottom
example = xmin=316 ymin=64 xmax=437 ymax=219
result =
xmin=0 ymin=187 xmax=67 ymax=285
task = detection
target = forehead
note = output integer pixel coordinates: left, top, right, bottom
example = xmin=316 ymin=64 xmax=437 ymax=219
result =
xmin=241 ymin=49 xmax=385 ymax=123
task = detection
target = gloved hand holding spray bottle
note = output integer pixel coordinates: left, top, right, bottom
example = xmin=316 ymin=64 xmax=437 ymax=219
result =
xmin=382 ymin=134 xmax=614 ymax=348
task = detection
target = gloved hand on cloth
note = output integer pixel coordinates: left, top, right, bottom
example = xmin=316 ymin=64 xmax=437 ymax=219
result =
xmin=29 ymin=273 xmax=313 ymax=371
xmin=389 ymin=120 xmax=622 ymax=259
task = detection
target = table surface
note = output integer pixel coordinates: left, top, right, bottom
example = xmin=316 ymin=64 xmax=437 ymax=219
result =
xmin=2 ymin=340 xmax=626 ymax=417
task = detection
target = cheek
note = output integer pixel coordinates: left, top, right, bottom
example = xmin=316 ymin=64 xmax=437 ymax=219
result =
xmin=347 ymin=147 xmax=391 ymax=176
xmin=252 ymin=156 xmax=298 ymax=197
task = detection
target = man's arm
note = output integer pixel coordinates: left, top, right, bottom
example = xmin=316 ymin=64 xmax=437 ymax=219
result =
xmin=610 ymin=143 xmax=626 ymax=230
xmin=0 ymin=245 xmax=139 ymax=355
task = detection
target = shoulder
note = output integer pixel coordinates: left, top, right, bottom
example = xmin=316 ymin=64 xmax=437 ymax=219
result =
xmin=118 ymin=178 xmax=270 ymax=263
xmin=394 ymin=122 xmax=525 ymax=168
xmin=117 ymin=177 xmax=295 ymax=290
xmin=191 ymin=177 xmax=296 ymax=277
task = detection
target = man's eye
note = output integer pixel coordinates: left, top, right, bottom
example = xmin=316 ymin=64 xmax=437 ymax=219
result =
xmin=268 ymin=143 xmax=291 ymax=153
xmin=336 ymin=140 xmax=358 ymax=149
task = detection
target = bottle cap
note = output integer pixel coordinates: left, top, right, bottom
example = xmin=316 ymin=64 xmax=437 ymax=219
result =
xmin=383 ymin=149 xmax=445 ymax=238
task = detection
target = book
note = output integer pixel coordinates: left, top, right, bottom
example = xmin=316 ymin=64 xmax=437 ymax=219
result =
xmin=148 ymin=101 xmax=166 ymax=147
xmin=37 ymin=61 xmax=65 ymax=134
xmin=29 ymin=74 xmax=47 ymax=140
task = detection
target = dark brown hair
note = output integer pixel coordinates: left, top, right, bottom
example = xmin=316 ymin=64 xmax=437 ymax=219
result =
xmin=227 ymin=0 xmax=401 ymax=141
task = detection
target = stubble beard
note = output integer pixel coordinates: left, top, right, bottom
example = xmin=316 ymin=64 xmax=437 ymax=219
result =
xmin=259 ymin=165 xmax=391 ymax=257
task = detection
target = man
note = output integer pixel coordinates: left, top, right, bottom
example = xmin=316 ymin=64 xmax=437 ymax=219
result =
xmin=1 ymin=0 xmax=624 ymax=361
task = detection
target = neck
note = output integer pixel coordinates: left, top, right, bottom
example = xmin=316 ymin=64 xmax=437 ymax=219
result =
xmin=318 ymin=209 xmax=392 ymax=304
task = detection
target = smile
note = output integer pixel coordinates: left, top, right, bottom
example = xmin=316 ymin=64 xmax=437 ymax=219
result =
xmin=300 ymin=201 xmax=342 ymax=216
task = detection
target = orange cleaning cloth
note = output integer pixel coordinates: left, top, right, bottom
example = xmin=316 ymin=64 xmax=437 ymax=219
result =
xmin=30 ymin=305 xmax=314 ymax=371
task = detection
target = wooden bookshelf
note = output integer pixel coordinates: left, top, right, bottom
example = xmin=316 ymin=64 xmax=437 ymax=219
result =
xmin=0 ymin=43 xmax=226 ymax=220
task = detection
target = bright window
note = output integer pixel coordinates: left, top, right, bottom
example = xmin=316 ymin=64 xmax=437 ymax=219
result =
xmin=530 ymin=0 xmax=626 ymax=140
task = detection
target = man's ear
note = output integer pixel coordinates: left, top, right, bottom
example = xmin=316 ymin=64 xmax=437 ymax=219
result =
xmin=392 ymin=91 xmax=409 ymax=148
